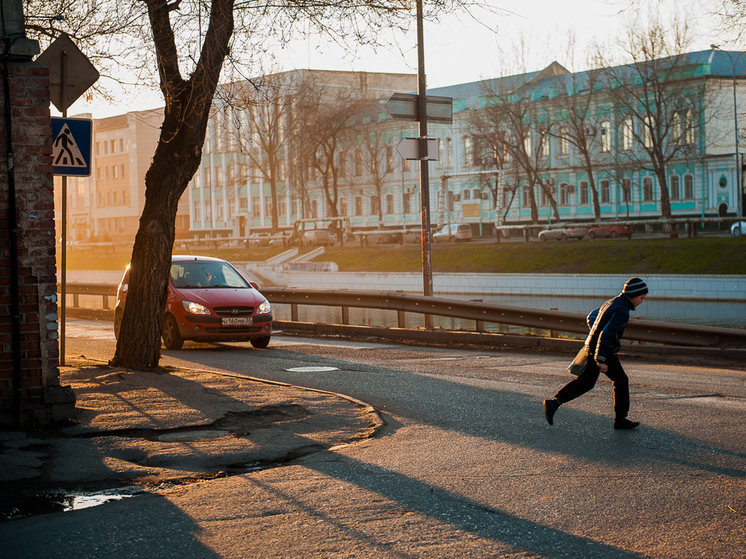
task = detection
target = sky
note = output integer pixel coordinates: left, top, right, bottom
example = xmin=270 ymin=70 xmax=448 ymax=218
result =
xmin=58 ymin=0 xmax=729 ymax=119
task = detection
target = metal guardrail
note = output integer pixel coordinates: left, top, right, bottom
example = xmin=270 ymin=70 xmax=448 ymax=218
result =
xmin=59 ymin=283 xmax=746 ymax=349
xmin=262 ymin=288 xmax=746 ymax=348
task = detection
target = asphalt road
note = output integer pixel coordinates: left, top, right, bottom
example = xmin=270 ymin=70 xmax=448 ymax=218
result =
xmin=52 ymin=320 xmax=746 ymax=558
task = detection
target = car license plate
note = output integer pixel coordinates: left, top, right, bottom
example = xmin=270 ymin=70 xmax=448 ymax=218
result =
xmin=221 ymin=317 xmax=252 ymax=327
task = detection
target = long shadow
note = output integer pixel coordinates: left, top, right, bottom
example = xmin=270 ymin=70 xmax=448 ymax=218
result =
xmin=173 ymin=345 xmax=746 ymax=480
xmin=246 ymin=452 xmax=647 ymax=558
xmin=0 ymin=493 xmax=218 ymax=558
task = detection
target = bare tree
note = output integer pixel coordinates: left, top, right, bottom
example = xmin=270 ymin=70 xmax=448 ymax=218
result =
xmin=221 ymin=72 xmax=297 ymax=233
xmin=27 ymin=0 xmax=473 ymax=369
xmin=594 ymin=15 xmax=704 ymax=222
xmin=295 ymin=83 xmax=368 ymax=227
xmin=476 ymin=72 xmax=561 ymax=224
xmin=546 ymin=67 xmax=606 ymax=221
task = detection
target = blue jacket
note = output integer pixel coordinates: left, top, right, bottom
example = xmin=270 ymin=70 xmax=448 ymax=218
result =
xmin=585 ymin=294 xmax=636 ymax=364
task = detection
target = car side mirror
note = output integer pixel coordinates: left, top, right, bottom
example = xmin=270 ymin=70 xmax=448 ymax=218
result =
xmin=249 ymin=281 xmax=260 ymax=290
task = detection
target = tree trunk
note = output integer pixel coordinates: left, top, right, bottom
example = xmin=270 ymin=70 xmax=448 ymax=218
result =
xmin=110 ymin=99 xmax=207 ymax=369
xmin=110 ymin=0 xmax=233 ymax=369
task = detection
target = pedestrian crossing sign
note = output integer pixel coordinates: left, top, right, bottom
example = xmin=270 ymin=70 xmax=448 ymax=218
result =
xmin=51 ymin=117 xmax=92 ymax=176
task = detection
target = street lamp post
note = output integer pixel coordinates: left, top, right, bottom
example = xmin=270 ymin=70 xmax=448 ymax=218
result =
xmin=711 ymin=45 xmax=744 ymax=220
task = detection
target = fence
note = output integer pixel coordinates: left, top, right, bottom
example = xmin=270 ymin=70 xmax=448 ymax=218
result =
xmin=61 ymin=284 xmax=746 ymax=352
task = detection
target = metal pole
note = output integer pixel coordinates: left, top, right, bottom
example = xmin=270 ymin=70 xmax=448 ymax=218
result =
xmin=60 ymin=48 xmax=68 ymax=366
xmin=416 ymin=0 xmax=434 ymax=317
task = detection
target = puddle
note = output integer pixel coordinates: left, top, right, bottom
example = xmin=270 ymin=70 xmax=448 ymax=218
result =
xmin=3 ymin=487 xmax=141 ymax=521
xmin=286 ymin=366 xmax=339 ymax=372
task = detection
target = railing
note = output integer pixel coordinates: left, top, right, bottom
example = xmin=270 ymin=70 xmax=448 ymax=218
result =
xmin=59 ymin=283 xmax=746 ymax=350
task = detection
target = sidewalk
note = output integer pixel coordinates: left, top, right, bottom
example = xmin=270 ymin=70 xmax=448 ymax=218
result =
xmin=0 ymin=358 xmax=382 ymax=519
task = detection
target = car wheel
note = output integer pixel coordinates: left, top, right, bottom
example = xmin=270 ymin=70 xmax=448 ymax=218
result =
xmin=734 ymin=227 xmax=742 ymax=237
xmin=560 ymin=233 xmax=568 ymax=241
xmin=162 ymin=314 xmax=184 ymax=350
xmin=610 ymin=231 xmax=618 ymax=238
xmin=251 ymin=336 xmax=271 ymax=349
xmin=539 ymin=233 xmax=547 ymax=241
xmin=588 ymin=231 xmax=596 ymax=239
xmin=114 ymin=308 xmax=123 ymax=340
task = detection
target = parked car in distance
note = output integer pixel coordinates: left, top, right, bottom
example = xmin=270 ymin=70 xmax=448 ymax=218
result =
xmin=731 ymin=221 xmax=746 ymax=237
xmin=588 ymin=219 xmax=632 ymax=239
xmin=538 ymin=223 xmax=587 ymax=241
xmin=433 ymin=223 xmax=473 ymax=243
xmin=115 ymin=255 xmax=272 ymax=350
xmin=302 ymin=228 xmax=337 ymax=247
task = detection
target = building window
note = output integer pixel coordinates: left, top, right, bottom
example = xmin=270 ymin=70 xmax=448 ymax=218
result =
xmin=523 ymin=134 xmax=532 ymax=158
xmin=579 ymin=181 xmax=589 ymax=205
xmin=539 ymin=134 xmax=550 ymax=158
xmin=253 ymin=198 xmax=261 ymax=217
xmin=560 ymin=183 xmax=571 ymax=205
xmin=370 ymin=195 xmax=380 ymax=216
xmin=670 ymin=175 xmax=680 ymax=200
xmin=311 ymin=199 xmax=318 ymax=218
xmin=339 ymin=151 xmax=347 ymax=177
xmin=559 ymin=128 xmax=570 ymax=155
xmin=642 ymin=177 xmax=654 ymax=201
xmin=355 ymin=151 xmax=363 ymax=176
xmin=463 ymin=189 xmax=471 ymax=201
xmin=463 ymin=135 xmax=473 ymax=166
xmin=674 ymin=110 xmax=695 ymax=145
xmin=643 ymin=117 xmax=653 ymax=148
xmin=403 ymin=192 xmax=411 ymax=214
xmin=355 ymin=196 xmax=363 ymax=216
xmin=340 ymin=197 xmax=347 ymax=216
xmin=521 ymin=186 xmax=531 ymax=208
xmin=445 ymin=137 xmax=453 ymax=168
xmin=621 ymin=118 xmax=634 ymax=150
xmin=600 ymin=121 xmax=611 ymax=152
xmin=217 ymin=203 xmax=224 ymax=221
xmin=386 ymin=146 xmax=394 ymax=173
xmin=385 ymin=194 xmax=394 ymax=215
xmin=684 ymin=174 xmax=694 ymax=199
xmin=448 ymin=191 xmax=455 ymax=212
xmin=622 ymin=178 xmax=632 ymax=203
xmin=600 ymin=179 xmax=610 ymax=204
xmin=540 ymin=186 xmax=550 ymax=206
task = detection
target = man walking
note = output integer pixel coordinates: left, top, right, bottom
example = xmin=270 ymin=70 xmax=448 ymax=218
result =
xmin=543 ymin=277 xmax=648 ymax=430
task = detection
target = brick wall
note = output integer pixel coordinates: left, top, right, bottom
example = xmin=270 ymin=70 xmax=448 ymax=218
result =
xmin=0 ymin=58 xmax=74 ymax=426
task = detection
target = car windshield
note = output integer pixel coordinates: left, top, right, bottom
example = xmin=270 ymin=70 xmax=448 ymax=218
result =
xmin=170 ymin=261 xmax=250 ymax=289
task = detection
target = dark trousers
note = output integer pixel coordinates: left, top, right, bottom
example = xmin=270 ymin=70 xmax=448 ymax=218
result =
xmin=554 ymin=353 xmax=630 ymax=420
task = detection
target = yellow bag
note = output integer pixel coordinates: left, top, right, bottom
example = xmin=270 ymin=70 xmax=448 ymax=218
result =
xmin=568 ymin=346 xmax=589 ymax=376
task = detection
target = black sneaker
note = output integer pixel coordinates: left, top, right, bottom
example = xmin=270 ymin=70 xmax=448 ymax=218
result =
xmin=614 ymin=418 xmax=640 ymax=430
xmin=543 ymin=399 xmax=559 ymax=425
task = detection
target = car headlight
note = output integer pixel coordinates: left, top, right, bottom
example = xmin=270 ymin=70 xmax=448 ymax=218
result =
xmin=182 ymin=300 xmax=211 ymax=315
xmin=256 ymin=299 xmax=272 ymax=315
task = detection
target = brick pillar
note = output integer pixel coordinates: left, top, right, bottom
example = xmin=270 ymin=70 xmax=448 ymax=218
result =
xmin=0 ymin=57 xmax=75 ymax=426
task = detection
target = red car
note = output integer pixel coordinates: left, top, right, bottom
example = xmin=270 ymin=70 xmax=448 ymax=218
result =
xmin=588 ymin=220 xmax=632 ymax=239
xmin=115 ymin=255 xmax=272 ymax=350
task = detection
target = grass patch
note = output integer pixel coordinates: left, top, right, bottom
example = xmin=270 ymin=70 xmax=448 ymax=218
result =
xmin=322 ymin=237 xmax=746 ymax=275
xmin=61 ymin=237 xmax=746 ymax=275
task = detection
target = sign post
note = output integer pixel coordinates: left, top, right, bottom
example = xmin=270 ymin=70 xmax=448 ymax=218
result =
xmin=38 ymin=33 xmax=98 ymax=365
xmin=383 ymin=1 xmax=453 ymax=327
